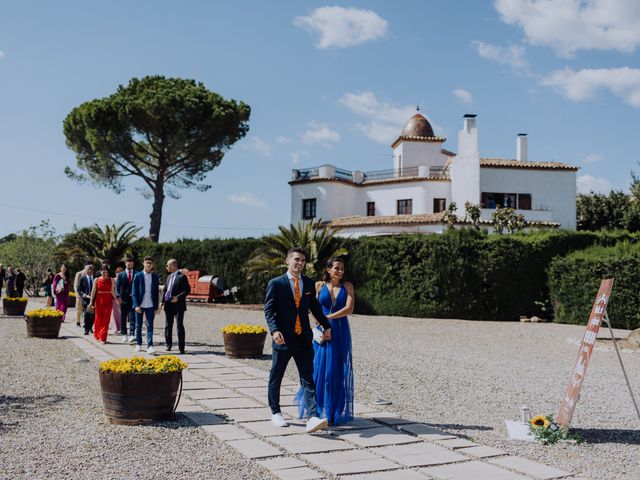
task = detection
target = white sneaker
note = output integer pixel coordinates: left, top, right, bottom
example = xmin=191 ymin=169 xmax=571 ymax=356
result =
xmin=271 ymin=413 xmax=289 ymax=427
xmin=147 ymin=346 xmax=156 ymax=354
xmin=121 ymin=335 xmax=128 ymax=343
xmin=128 ymin=336 xmax=136 ymax=344
xmin=135 ymin=345 xmax=142 ymax=352
xmin=305 ymin=416 xmax=328 ymax=433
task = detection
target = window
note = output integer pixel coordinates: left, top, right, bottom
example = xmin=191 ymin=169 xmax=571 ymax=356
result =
xmin=433 ymin=198 xmax=447 ymax=213
xmin=302 ymin=198 xmax=316 ymax=219
xmin=397 ymin=199 xmax=412 ymax=215
xmin=518 ymin=194 xmax=532 ymax=210
xmin=481 ymin=192 xmax=532 ymax=210
xmin=366 ymin=202 xmax=376 ymax=216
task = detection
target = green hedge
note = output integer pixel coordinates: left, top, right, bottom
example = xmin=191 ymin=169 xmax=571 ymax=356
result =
xmin=548 ymin=243 xmax=640 ymax=330
xmin=132 ymin=238 xmax=264 ymax=303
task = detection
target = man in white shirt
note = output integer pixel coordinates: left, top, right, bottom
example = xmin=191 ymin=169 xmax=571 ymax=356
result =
xmin=131 ymin=256 xmax=160 ymax=354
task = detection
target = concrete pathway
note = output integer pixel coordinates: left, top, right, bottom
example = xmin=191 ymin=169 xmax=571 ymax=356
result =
xmin=59 ymin=323 xmax=585 ymax=480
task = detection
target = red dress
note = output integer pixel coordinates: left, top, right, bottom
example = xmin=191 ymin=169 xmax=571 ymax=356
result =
xmin=94 ymin=277 xmax=114 ymax=342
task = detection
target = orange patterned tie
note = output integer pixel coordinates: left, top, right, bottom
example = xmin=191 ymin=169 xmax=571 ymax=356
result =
xmin=293 ymin=276 xmax=302 ymax=335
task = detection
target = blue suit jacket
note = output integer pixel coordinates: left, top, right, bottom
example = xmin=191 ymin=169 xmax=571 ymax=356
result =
xmin=132 ymin=271 xmax=159 ymax=310
xmin=264 ymin=274 xmax=331 ymax=350
xmin=116 ymin=269 xmax=137 ymax=303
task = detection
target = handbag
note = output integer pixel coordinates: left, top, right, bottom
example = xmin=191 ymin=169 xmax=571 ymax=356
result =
xmin=312 ymin=325 xmax=325 ymax=344
xmin=85 ymin=305 xmax=95 ymax=315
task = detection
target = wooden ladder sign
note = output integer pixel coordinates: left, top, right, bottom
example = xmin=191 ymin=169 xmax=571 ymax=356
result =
xmin=556 ymin=278 xmax=613 ymax=428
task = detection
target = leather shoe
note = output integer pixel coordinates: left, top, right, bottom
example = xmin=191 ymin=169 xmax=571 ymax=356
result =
xmin=305 ymin=416 xmax=328 ymax=433
xmin=166 ymin=345 xmax=172 ymax=351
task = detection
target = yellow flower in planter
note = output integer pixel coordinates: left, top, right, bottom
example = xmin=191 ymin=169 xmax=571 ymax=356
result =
xmin=100 ymin=355 xmax=188 ymax=374
xmin=221 ymin=323 xmax=268 ymax=335
xmin=530 ymin=415 xmax=550 ymax=428
xmin=69 ymin=292 xmax=76 ymax=298
xmin=26 ymin=308 xmax=64 ymax=319
xmin=4 ymin=297 xmax=28 ymax=303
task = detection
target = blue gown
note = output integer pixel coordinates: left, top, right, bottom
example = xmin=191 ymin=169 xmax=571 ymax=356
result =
xmin=296 ymin=283 xmax=354 ymax=424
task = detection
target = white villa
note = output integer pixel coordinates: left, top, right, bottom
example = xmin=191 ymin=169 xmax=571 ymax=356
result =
xmin=289 ymin=112 xmax=578 ymax=236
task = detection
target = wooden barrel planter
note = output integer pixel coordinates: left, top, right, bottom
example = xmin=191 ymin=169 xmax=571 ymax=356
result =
xmin=223 ymin=331 xmax=267 ymax=358
xmin=99 ymin=371 xmax=182 ymax=425
xmin=25 ymin=316 xmax=63 ymax=338
xmin=2 ymin=299 xmax=27 ymax=316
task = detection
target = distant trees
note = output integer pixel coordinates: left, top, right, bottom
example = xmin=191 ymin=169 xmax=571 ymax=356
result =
xmin=576 ymin=189 xmax=640 ymax=231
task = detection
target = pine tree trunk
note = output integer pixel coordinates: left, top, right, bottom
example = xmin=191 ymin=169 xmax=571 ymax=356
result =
xmin=149 ymin=183 xmax=165 ymax=243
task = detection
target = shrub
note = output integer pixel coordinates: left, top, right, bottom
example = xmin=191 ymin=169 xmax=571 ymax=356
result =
xmin=548 ymin=243 xmax=640 ymax=330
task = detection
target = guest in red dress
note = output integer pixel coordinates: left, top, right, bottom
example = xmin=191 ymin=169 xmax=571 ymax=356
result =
xmin=89 ymin=264 xmax=120 ymax=344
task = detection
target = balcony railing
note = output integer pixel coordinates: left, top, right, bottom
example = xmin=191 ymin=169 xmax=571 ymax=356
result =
xmin=363 ymin=167 xmax=420 ymax=181
xmin=297 ymin=168 xmax=319 ymax=180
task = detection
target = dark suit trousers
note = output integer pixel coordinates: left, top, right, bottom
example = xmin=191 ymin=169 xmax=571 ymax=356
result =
xmin=268 ymin=337 xmax=317 ymax=417
xmin=82 ymin=303 xmax=94 ymax=334
xmin=164 ymin=308 xmax=185 ymax=352
xmin=120 ymin=301 xmax=135 ymax=336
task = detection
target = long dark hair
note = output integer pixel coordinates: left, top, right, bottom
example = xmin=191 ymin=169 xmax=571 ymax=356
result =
xmin=322 ymin=257 xmax=345 ymax=283
xmin=60 ymin=264 xmax=71 ymax=281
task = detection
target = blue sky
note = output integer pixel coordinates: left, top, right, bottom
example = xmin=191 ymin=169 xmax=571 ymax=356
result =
xmin=1 ymin=0 xmax=639 ymax=241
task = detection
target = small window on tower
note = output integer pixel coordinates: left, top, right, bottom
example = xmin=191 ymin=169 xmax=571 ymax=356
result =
xmin=302 ymin=198 xmax=316 ymax=219
xmin=367 ymin=202 xmax=376 ymax=216
xmin=397 ymin=199 xmax=412 ymax=215
xmin=433 ymin=198 xmax=447 ymax=213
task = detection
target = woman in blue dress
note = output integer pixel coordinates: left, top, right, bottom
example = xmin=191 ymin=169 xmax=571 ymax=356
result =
xmin=296 ymin=257 xmax=355 ymax=425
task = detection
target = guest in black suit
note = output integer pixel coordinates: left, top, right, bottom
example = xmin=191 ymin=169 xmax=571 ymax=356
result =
xmin=264 ymin=247 xmax=332 ymax=433
xmin=5 ymin=267 xmax=17 ymax=297
xmin=15 ymin=269 xmax=26 ymax=297
xmin=161 ymin=259 xmax=191 ymax=353
xmin=77 ymin=264 xmax=95 ymax=335
xmin=116 ymin=256 xmax=138 ymax=344
xmin=0 ymin=264 xmax=5 ymax=297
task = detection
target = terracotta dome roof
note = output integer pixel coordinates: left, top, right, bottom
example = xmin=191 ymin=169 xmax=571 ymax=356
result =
xmin=400 ymin=113 xmax=435 ymax=138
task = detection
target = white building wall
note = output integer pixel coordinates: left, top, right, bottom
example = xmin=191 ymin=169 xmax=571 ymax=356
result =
xmin=290 ymin=182 xmax=360 ymax=222
xmin=480 ymin=168 xmax=576 ymax=228
xmin=393 ymin=142 xmax=447 ymax=170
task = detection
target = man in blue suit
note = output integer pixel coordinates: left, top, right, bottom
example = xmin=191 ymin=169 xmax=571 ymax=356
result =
xmin=265 ymin=247 xmax=332 ymax=433
xmin=116 ymin=256 xmax=138 ymax=344
xmin=132 ymin=256 xmax=160 ymax=354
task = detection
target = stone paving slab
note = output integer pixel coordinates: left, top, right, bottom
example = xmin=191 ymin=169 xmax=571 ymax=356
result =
xmin=435 ymin=438 xmax=479 ymax=449
xmin=177 ymin=403 xmax=206 ymax=413
xmin=193 ymin=354 xmax=244 ymax=367
xmin=241 ymin=419 xmax=307 ymax=437
xmin=218 ymin=379 xmax=270 ymax=388
xmin=270 ymin=433 xmax=355 ymax=454
xmin=182 ymin=370 xmax=207 ymax=382
xmin=218 ymin=407 xmax=280 ymax=422
xmin=423 ymin=460 xmax=531 ymax=480
xmin=362 ymin=412 xmax=415 ymax=426
xmin=347 ymin=470 xmax=430 ymax=480
xmin=398 ymin=423 xmax=458 ymax=441
xmin=182 ymin=380 xmax=224 ymax=390
xmin=302 ymin=450 xmax=400 ymax=476
xmin=335 ymin=426 xmax=420 ymax=448
xmin=372 ymin=442 xmax=467 ymax=467
xmin=182 ymin=411 xmax=226 ymax=426
xmin=258 ymin=457 xmax=308 ymax=470
xmin=251 ymin=394 xmax=297 ymax=406
xmin=329 ymin=417 xmax=381 ymax=431
xmin=185 ymin=388 xmax=242 ymax=400
xmin=187 ymin=362 xmax=226 ymax=369
xmin=271 ymin=467 xmax=325 ymax=480
xmin=199 ymin=396 xmax=263 ymax=410
xmin=199 ymin=372 xmax=252 ymax=381
xmin=201 ymin=424 xmax=255 ymax=441
xmin=490 ymin=456 xmax=573 ymax=479
xmin=459 ymin=445 xmax=507 ymax=458
xmin=237 ymin=386 xmax=270 ymax=397
xmin=226 ymin=438 xmax=283 ymax=459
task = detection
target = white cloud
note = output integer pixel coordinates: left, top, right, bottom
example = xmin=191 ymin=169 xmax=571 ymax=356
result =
xmin=276 ymin=136 xmax=292 ymax=144
xmin=290 ymin=150 xmax=309 ymax=164
xmin=340 ymin=91 xmax=432 ymax=144
xmin=0 ymin=50 xmax=4 ymax=59
xmin=453 ymin=88 xmax=473 ymax=105
xmin=577 ymin=174 xmax=613 ymax=194
xmin=227 ymin=192 xmax=267 ymax=209
xmin=241 ymin=136 xmax=272 ymax=156
xmin=584 ymin=153 xmax=604 ymax=164
xmin=541 ymin=67 xmax=640 ymax=107
xmin=301 ymin=121 xmax=340 ymax=147
xmin=293 ymin=6 xmax=388 ymax=49
xmin=471 ymin=40 xmax=529 ymax=72
xmin=495 ymin=0 xmax=640 ymax=57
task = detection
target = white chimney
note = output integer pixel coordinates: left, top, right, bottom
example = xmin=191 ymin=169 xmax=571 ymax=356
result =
xmin=463 ymin=114 xmax=476 ymax=132
xmin=517 ymin=133 xmax=528 ymax=161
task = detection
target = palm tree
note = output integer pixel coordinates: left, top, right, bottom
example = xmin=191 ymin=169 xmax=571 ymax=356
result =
xmin=245 ymin=219 xmax=348 ymax=280
xmin=55 ymin=222 xmax=142 ymax=269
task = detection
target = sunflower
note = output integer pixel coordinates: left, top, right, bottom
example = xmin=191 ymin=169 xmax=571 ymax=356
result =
xmin=530 ymin=415 xmax=550 ymax=428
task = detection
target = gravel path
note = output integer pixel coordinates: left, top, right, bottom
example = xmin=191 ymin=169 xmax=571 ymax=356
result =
xmin=0 ymin=308 xmax=274 ymax=480
xmin=180 ymin=304 xmax=640 ymax=480
xmin=2 ymin=299 xmax=639 ymax=479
